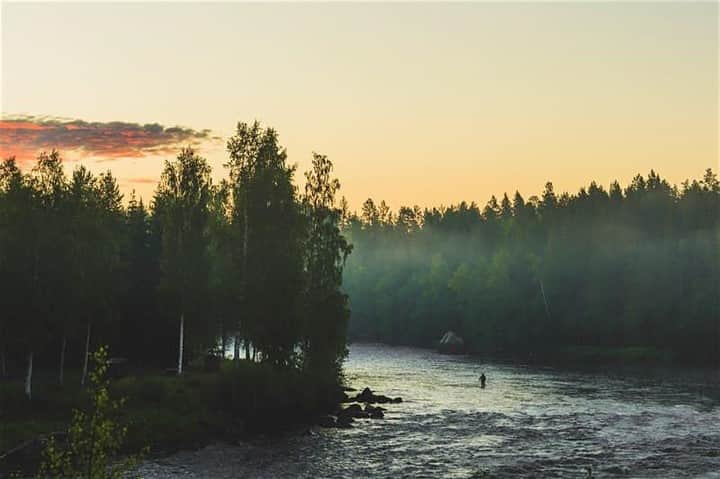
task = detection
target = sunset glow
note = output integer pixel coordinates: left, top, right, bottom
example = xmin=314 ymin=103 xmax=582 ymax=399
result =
xmin=2 ymin=2 xmax=717 ymax=206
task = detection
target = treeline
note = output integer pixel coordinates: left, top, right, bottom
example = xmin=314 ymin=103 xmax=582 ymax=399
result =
xmin=343 ymin=170 xmax=720 ymax=364
xmin=0 ymin=121 xmax=352 ymax=398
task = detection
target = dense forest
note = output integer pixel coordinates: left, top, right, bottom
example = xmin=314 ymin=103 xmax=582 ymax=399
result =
xmin=343 ymin=170 xmax=719 ymax=364
xmin=2 ymin=122 xmax=718 ymax=406
xmin=0 ymin=121 xmax=351 ymax=399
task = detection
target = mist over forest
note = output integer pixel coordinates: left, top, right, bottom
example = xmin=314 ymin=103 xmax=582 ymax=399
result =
xmin=343 ymin=170 xmax=720 ymax=364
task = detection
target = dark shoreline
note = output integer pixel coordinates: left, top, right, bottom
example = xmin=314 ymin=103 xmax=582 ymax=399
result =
xmin=0 ymin=361 xmax=347 ymax=477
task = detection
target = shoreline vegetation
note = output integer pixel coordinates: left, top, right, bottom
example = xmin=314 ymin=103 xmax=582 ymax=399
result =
xmin=344 ymin=170 xmax=719 ymax=367
xmin=0 ymin=349 xmax=403 ymax=476
xmin=0 ymin=121 xmax=354 ymax=477
xmin=1 ymin=357 xmax=346 ymax=475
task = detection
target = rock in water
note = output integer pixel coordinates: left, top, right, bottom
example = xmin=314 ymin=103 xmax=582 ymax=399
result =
xmin=364 ymin=404 xmax=385 ymax=419
xmin=336 ymin=415 xmax=354 ymax=428
xmin=438 ymin=330 xmax=465 ymax=354
xmin=317 ymin=415 xmax=336 ymax=428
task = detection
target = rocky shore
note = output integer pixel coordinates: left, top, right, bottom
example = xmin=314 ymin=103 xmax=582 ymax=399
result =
xmin=317 ymin=387 xmax=403 ymax=429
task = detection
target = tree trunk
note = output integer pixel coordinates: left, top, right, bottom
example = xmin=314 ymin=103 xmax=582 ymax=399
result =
xmin=233 ymin=335 xmax=240 ymax=361
xmin=220 ymin=327 xmax=226 ymax=359
xmin=177 ymin=312 xmax=184 ymax=375
xmin=1 ymin=344 xmax=6 ymax=378
xmin=81 ymin=321 xmax=92 ymax=386
xmin=241 ymin=200 xmax=250 ymax=361
xmin=59 ymin=334 xmax=67 ymax=386
xmin=243 ymin=202 xmax=249 ymax=280
xmin=539 ymin=279 xmax=551 ymax=320
xmin=25 ymin=350 xmax=33 ymax=399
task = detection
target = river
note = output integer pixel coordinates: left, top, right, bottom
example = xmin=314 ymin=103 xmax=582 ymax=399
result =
xmin=139 ymin=343 xmax=720 ymax=478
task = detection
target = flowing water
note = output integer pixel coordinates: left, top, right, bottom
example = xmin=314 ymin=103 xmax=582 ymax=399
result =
xmin=140 ymin=343 xmax=720 ymax=478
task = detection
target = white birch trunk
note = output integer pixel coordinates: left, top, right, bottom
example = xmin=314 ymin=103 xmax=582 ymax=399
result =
xmin=177 ymin=312 xmax=184 ymax=375
xmin=25 ymin=350 xmax=33 ymax=399
xmin=242 ymin=201 xmax=250 ymax=362
xmin=59 ymin=334 xmax=67 ymax=386
xmin=81 ymin=321 xmax=91 ymax=386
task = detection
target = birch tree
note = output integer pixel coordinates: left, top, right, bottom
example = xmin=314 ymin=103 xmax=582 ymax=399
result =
xmin=0 ymin=157 xmax=45 ymax=398
xmin=226 ymin=122 xmax=304 ymax=367
xmin=301 ymin=153 xmax=352 ymax=378
xmin=156 ymin=148 xmax=212 ymax=375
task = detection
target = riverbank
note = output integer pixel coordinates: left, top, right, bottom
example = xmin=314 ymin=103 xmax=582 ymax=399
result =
xmin=135 ymin=343 xmax=720 ymax=478
xmin=0 ymin=359 xmax=344 ymax=476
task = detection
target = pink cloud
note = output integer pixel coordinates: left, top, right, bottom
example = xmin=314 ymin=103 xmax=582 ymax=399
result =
xmin=0 ymin=115 xmax=218 ymax=164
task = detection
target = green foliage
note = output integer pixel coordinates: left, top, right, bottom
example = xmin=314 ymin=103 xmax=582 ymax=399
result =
xmin=344 ymin=169 xmax=720 ymax=364
xmin=301 ymin=153 xmax=353 ymax=378
xmin=35 ymin=346 xmax=143 ymax=479
xmin=1 ymin=122 xmax=353 ymax=391
xmin=155 ymin=147 xmax=213 ymax=319
xmin=226 ymin=122 xmax=306 ymax=367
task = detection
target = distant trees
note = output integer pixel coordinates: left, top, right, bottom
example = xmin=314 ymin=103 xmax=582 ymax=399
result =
xmin=0 ymin=121 xmax=354 ymax=397
xmin=344 ymin=169 xmax=720 ymax=364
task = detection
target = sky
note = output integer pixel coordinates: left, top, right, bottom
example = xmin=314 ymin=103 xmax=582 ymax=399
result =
xmin=1 ymin=1 xmax=718 ymax=209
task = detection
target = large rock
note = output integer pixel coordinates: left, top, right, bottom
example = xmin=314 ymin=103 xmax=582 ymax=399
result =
xmin=351 ymin=387 xmax=401 ymax=405
xmin=339 ymin=403 xmax=368 ymax=419
xmin=317 ymin=415 xmax=336 ymax=428
xmin=336 ymin=415 xmax=354 ymax=428
xmin=438 ymin=331 xmax=465 ymax=354
xmin=355 ymin=387 xmax=374 ymax=402
xmin=364 ymin=404 xmax=385 ymax=419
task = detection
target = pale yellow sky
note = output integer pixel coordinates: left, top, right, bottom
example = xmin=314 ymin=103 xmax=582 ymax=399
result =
xmin=1 ymin=2 xmax=718 ymax=209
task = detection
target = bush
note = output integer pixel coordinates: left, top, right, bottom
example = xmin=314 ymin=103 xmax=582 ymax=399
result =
xmin=35 ymin=346 xmax=144 ymax=479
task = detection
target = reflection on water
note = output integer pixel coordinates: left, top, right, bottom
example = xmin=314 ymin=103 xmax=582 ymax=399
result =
xmin=140 ymin=343 xmax=720 ymax=478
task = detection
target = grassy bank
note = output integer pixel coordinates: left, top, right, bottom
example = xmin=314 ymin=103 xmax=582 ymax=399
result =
xmin=0 ymin=359 xmax=343 ymax=474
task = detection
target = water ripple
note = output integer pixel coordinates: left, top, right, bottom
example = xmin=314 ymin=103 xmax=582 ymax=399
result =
xmin=139 ymin=343 xmax=720 ymax=478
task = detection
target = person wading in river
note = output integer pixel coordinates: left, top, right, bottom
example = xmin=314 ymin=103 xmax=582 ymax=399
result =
xmin=479 ymin=373 xmax=486 ymax=388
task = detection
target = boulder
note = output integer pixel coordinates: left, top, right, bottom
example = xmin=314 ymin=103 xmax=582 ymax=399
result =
xmin=355 ymin=387 xmax=374 ymax=402
xmin=339 ymin=403 xmax=368 ymax=419
xmin=317 ymin=415 xmax=336 ymax=428
xmin=350 ymin=387 xmax=402 ymax=405
xmin=364 ymin=404 xmax=385 ymax=419
xmin=336 ymin=415 xmax=354 ymax=428
xmin=438 ymin=330 xmax=465 ymax=354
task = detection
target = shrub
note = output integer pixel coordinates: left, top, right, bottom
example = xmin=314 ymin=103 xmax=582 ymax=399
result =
xmin=35 ymin=346 xmax=144 ymax=479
